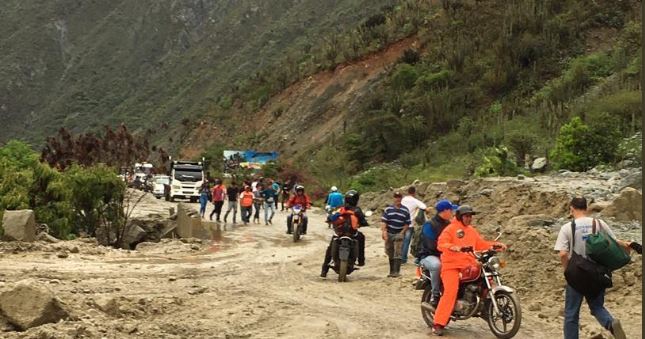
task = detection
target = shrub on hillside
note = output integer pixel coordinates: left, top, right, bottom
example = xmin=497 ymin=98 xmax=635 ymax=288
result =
xmin=474 ymin=146 xmax=522 ymax=177
xmin=550 ymin=115 xmax=621 ymax=171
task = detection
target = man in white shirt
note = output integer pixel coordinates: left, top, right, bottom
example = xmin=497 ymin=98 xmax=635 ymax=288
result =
xmin=400 ymin=186 xmax=429 ymax=264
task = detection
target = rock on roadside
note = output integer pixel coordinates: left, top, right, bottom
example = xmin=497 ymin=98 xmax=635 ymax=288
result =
xmin=0 ymin=279 xmax=69 ymax=331
xmin=602 ymin=187 xmax=643 ymax=223
xmin=2 ymin=210 xmax=37 ymax=242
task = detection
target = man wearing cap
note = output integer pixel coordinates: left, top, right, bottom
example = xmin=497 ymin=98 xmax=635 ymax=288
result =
xmin=416 ymin=199 xmax=457 ymax=307
xmin=432 ymin=205 xmax=507 ymax=336
xmin=400 ymin=186 xmax=429 ymax=265
xmin=381 ymin=191 xmax=412 ymax=277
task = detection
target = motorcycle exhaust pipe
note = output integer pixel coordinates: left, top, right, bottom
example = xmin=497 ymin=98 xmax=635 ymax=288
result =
xmin=421 ymin=302 xmax=435 ymax=312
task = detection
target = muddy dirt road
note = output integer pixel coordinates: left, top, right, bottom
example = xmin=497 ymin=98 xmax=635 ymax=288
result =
xmin=0 ymin=200 xmax=640 ymax=339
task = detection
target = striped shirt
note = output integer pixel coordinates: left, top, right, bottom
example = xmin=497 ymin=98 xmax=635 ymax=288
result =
xmin=381 ymin=204 xmax=412 ymax=233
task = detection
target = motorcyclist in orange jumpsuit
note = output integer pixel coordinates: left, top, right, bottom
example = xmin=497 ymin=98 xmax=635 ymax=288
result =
xmin=432 ymin=205 xmax=507 ymax=336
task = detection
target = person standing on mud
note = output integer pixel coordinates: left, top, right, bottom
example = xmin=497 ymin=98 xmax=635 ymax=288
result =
xmin=271 ymin=179 xmax=281 ymax=209
xmin=209 ymin=179 xmax=226 ymax=222
xmin=198 ymin=181 xmax=211 ymax=218
xmin=553 ymin=197 xmax=632 ymax=339
xmin=239 ymin=185 xmax=254 ymax=225
xmin=223 ymin=182 xmax=240 ymax=224
xmin=262 ymin=181 xmax=278 ymax=225
xmin=252 ymin=183 xmax=264 ymax=224
xmin=380 ymin=191 xmax=411 ymax=278
xmin=400 ymin=186 xmax=428 ymax=265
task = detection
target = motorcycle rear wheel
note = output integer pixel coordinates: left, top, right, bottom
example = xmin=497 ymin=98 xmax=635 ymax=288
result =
xmin=338 ymin=260 xmax=348 ymax=282
xmin=486 ymin=291 xmax=521 ymax=339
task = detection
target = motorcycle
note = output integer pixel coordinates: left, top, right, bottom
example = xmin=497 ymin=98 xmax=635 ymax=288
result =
xmin=417 ymin=236 xmax=521 ymax=338
xmin=329 ymin=219 xmax=359 ymax=282
xmin=291 ymin=205 xmax=304 ymax=242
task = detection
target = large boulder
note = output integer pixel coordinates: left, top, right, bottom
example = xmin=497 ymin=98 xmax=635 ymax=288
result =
xmin=176 ymin=203 xmax=202 ymax=238
xmin=121 ymin=225 xmax=147 ymax=249
xmin=531 ymin=157 xmax=547 ymax=172
xmin=1 ymin=210 xmax=36 ymax=242
xmin=0 ymin=279 xmax=69 ymax=331
xmin=602 ymin=188 xmax=642 ymax=223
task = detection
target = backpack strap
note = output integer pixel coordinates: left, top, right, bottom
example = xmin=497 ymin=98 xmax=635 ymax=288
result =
xmin=570 ymin=219 xmax=576 ymax=251
xmin=592 ymin=218 xmax=597 ymax=235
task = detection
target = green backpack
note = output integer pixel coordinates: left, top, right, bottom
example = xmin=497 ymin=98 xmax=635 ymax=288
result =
xmin=586 ymin=219 xmax=631 ymax=271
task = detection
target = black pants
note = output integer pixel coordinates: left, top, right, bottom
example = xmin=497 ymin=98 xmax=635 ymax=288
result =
xmin=241 ymin=206 xmax=252 ymax=223
xmin=253 ymin=202 xmax=261 ymax=221
xmin=209 ymin=201 xmax=224 ymax=221
xmin=321 ymin=231 xmax=365 ymax=273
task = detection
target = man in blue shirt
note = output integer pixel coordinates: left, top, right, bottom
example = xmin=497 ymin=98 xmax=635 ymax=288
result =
xmin=416 ymin=199 xmax=457 ymax=307
xmin=326 ymin=186 xmax=344 ymax=209
xmin=380 ymin=191 xmax=411 ymax=278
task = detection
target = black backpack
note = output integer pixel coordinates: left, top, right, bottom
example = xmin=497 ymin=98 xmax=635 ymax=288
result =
xmin=564 ymin=219 xmax=612 ymax=298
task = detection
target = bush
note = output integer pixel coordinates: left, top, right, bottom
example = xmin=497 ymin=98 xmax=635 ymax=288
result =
xmin=474 ymin=146 xmax=522 ymax=177
xmin=550 ymin=115 xmax=621 ymax=171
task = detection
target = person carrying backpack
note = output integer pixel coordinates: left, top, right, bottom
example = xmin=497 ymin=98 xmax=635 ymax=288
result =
xmin=415 ymin=199 xmax=457 ymax=307
xmin=401 ymin=186 xmax=429 ymax=264
xmin=553 ymin=197 xmax=640 ymax=339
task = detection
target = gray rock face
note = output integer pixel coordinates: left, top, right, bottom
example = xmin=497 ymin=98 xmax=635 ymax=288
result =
xmin=1 ymin=210 xmax=36 ymax=242
xmin=0 ymin=279 xmax=69 ymax=331
xmin=122 ymin=225 xmax=147 ymax=249
xmin=602 ymin=187 xmax=643 ymax=223
xmin=531 ymin=157 xmax=547 ymax=172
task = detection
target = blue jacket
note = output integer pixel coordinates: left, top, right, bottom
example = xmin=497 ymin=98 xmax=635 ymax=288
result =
xmin=326 ymin=192 xmax=344 ymax=208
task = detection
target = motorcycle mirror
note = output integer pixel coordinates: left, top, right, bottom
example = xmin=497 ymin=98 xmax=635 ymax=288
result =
xmin=494 ymin=226 xmax=503 ymax=241
xmin=365 ymin=210 xmax=374 ymax=217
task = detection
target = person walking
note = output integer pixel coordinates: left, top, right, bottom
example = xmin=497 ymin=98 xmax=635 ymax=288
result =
xmin=252 ymin=183 xmax=264 ymax=224
xmin=281 ymin=179 xmax=293 ymax=211
xmin=553 ymin=197 xmax=633 ymax=339
xmin=400 ymin=186 xmax=428 ymax=264
xmin=198 ymin=182 xmax=211 ymax=218
xmin=223 ymin=182 xmax=240 ymax=224
xmin=271 ymin=180 xmax=281 ymax=209
xmin=380 ymin=191 xmax=411 ymax=278
xmin=239 ymin=185 xmax=254 ymax=225
xmin=262 ymin=182 xmax=278 ymax=225
xmin=209 ymin=179 xmax=226 ymax=222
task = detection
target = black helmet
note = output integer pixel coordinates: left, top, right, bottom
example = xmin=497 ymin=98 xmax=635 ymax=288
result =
xmin=456 ymin=205 xmax=478 ymax=221
xmin=345 ymin=189 xmax=360 ymax=207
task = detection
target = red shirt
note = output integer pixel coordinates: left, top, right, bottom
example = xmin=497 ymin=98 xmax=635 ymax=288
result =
xmin=239 ymin=191 xmax=254 ymax=207
xmin=211 ymin=185 xmax=226 ymax=202
xmin=287 ymin=194 xmax=312 ymax=211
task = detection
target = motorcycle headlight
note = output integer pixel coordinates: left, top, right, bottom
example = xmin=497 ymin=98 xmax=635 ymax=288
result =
xmin=488 ymin=256 xmax=501 ymax=270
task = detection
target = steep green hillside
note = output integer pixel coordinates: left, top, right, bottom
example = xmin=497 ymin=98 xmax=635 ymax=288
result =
xmin=0 ymin=0 xmax=395 ymax=145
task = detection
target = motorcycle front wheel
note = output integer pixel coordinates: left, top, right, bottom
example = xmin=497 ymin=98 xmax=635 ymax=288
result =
xmin=338 ymin=260 xmax=348 ymax=282
xmin=486 ymin=291 xmax=522 ymax=339
xmin=292 ymin=222 xmax=301 ymax=242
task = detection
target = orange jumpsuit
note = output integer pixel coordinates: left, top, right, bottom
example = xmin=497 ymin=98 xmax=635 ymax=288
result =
xmin=433 ymin=219 xmax=496 ymax=327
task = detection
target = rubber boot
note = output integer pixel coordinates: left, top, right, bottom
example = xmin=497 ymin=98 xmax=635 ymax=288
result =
xmin=391 ymin=258 xmax=402 ymax=277
xmin=387 ymin=259 xmax=395 ymax=277
xmin=320 ymin=263 xmax=329 ymax=278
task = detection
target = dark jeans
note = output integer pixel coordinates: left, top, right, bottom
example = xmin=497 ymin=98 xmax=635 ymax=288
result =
xmin=210 ymin=201 xmax=224 ymax=221
xmin=564 ymin=285 xmax=614 ymax=339
xmin=241 ymin=206 xmax=252 ymax=223
xmin=321 ymin=231 xmax=365 ymax=273
xmin=253 ymin=202 xmax=261 ymax=220
xmin=287 ymin=214 xmax=308 ymax=233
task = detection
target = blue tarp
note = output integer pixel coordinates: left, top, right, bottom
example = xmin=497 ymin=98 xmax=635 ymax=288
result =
xmin=242 ymin=150 xmax=279 ymax=164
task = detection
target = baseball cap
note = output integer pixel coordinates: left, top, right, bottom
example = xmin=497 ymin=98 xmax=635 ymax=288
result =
xmin=393 ymin=191 xmax=403 ymax=198
xmin=435 ymin=199 xmax=458 ymax=212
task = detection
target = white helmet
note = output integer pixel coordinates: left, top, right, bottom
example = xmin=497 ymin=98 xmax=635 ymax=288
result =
xmin=331 ymin=186 xmax=338 ymax=192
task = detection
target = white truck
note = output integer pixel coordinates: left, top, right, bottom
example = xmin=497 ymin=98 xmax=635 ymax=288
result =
xmin=166 ymin=158 xmax=205 ymax=203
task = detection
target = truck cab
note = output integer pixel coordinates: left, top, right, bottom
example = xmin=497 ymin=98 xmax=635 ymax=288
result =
xmin=166 ymin=160 xmax=205 ymax=203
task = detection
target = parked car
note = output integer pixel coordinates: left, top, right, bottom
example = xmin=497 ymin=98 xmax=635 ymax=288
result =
xmin=152 ymin=175 xmax=171 ymax=199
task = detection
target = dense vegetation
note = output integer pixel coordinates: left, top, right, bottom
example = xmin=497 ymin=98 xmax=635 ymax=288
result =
xmin=0 ymin=140 xmax=130 ymax=246
xmin=0 ymin=0 xmax=397 ymax=150
xmin=296 ymin=0 xmax=642 ymax=192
